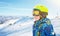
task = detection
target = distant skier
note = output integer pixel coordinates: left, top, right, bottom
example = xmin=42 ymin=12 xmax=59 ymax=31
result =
xmin=33 ymin=5 xmax=56 ymax=36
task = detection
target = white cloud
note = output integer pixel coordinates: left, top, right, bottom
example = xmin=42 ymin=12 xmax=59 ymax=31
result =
xmin=0 ymin=7 xmax=32 ymax=11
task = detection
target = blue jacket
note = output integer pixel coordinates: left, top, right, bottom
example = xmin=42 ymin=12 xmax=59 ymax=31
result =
xmin=33 ymin=18 xmax=56 ymax=36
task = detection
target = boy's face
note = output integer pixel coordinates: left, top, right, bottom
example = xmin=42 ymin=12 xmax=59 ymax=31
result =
xmin=33 ymin=10 xmax=40 ymax=21
xmin=34 ymin=15 xmax=40 ymax=21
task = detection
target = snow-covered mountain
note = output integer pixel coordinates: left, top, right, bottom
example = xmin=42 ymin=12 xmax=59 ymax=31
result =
xmin=0 ymin=16 xmax=33 ymax=36
xmin=51 ymin=17 xmax=60 ymax=36
xmin=0 ymin=16 xmax=60 ymax=36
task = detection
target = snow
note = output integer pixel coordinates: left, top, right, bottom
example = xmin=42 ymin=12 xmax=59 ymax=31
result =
xmin=51 ymin=18 xmax=60 ymax=36
xmin=0 ymin=16 xmax=60 ymax=36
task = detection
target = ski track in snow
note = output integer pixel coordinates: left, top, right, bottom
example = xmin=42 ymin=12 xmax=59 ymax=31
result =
xmin=0 ymin=17 xmax=60 ymax=36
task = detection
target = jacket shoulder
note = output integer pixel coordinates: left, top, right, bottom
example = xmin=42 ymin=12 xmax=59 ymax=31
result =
xmin=45 ymin=18 xmax=51 ymax=25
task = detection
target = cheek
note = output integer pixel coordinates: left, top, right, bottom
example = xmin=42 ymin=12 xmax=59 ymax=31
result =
xmin=37 ymin=16 xmax=40 ymax=19
xmin=34 ymin=16 xmax=40 ymax=20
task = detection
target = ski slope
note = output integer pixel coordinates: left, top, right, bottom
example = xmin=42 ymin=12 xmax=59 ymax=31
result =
xmin=0 ymin=16 xmax=60 ymax=36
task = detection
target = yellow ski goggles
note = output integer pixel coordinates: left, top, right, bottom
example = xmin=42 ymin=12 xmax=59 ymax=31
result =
xmin=33 ymin=11 xmax=48 ymax=16
xmin=33 ymin=11 xmax=40 ymax=16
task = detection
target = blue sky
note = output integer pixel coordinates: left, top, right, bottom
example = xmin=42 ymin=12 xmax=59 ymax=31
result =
xmin=0 ymin=0 xmax=60 ymax=19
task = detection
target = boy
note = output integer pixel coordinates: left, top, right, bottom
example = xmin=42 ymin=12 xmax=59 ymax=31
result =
xmin=33 ymin=5 xmax=56 ymax=36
